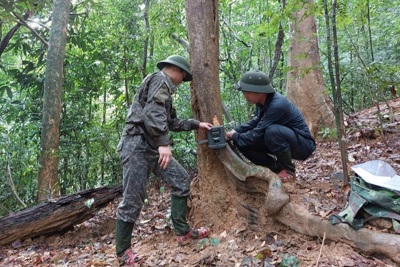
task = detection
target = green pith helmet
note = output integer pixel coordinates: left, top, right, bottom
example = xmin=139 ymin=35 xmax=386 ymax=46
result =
xmin=157 ymin=55 xmax=193 ymax=82
xmin=234 ymin=70 xmax=275 ymax=93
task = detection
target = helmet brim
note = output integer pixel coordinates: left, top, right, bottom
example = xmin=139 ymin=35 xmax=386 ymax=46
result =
xmin=235 ymin=81 xmax=275 ymax=93
xmin=157 ymin=61 xmax=193 ymax=82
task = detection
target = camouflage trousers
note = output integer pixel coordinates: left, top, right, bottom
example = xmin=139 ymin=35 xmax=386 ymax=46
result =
xmin=116 ymin=134 xmax=190 ymax=223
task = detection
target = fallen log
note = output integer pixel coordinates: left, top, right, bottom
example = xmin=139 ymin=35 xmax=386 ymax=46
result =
xmin=0 ymin=185 xmax=122 ymax=246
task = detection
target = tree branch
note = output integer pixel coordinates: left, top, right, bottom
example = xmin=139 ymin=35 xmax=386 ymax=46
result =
xmin=0 ymin=11 xmax=33 ymax=57
xmin=222 ymin=20 xmax=251 ymax=48
xmin=171 ymin=33 xmax=189 ymax=51
xmin=12 ymin=12 xmax=49 ymax=48
xmin=6 ymin=142 xmax=27 ymax=208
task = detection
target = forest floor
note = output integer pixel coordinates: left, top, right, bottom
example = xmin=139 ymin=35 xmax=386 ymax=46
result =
xmin=1 ymin=98 xmax=400 ymax=267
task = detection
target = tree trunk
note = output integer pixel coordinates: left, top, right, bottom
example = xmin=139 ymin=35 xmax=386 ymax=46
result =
xmin=332 ymin=0 xmax=350 ymax=183
xmin=186 ymin=0 xmax=236 ymax=229
xmin=37 ymin=0 xmax=71 ymax=201
xmin=186 ymin=0 xmax=289 ymax=237
xmin=366 ymin=0 xmax=374 ymax=62
xmin=268 ymin=0 xmax=286 ymax=80
xmin=0 ymin=185 xmax=122 ymax=246
xmin=186 ymin=1 xmax=400 ymax=264
xmin=141 ymin=0 xmax=150 ymax=79
xmin=286 ymin=0 xmax=334 ymax=138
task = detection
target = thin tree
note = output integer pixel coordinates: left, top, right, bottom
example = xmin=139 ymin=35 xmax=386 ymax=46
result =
xmin=141 ymin=0 xmax=150 ymax=79
xmin=268 ymin=0 xmax=286 ymax=80
xmin=366 ymin=0 xmax=374 ymax=62
xmin=37 ymin=0 xmax=71 ymax=201
xmin=332 ymin=0 xmax=349 ymax=184
xmin=323 ymin=0 xmax=350 ymax=184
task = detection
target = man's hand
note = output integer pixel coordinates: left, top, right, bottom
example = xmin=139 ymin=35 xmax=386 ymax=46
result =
xmin=158 ymin=145 xmax=172 ymax=169
xmin=199 ymin=122 xmax=213 ymax=131
xmin=226 ymin=129 xmax=237 ymax=140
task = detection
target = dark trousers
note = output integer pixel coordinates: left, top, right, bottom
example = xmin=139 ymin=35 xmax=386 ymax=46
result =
xmin=236 ymin=124 xmax=315 ymax=171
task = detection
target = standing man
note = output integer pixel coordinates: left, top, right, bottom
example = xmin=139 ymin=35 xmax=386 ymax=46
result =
xmin=116 ymin=55 xmax=212 ymax=266
xmin=226 ymin=70 xmax=316 ymax=183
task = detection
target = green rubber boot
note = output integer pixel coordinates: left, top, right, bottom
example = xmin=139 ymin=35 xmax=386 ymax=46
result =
xmin=171 ymin=195 xmax=191 ymax=236
xmin=115 ymin=219 xmax=134 ymax=256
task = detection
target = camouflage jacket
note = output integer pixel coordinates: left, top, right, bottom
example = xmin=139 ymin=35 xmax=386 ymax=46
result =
xmin=122 ymin=71 xmax=200 ymax=148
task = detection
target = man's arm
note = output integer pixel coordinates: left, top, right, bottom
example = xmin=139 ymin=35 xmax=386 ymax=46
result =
xmin=158 ymin=121 xmax=212 ymax=169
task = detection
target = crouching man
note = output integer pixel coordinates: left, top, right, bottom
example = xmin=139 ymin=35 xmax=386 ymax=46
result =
xmin=226 ymin=70 xmax=316 ymax=183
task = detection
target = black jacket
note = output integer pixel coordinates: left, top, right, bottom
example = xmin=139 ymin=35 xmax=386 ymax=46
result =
xmin=232 ymin=92 xmax=315 ymax=147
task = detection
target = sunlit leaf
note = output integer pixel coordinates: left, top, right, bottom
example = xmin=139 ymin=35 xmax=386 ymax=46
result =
xmin=84 ymin=198 xmax=95 ymax=208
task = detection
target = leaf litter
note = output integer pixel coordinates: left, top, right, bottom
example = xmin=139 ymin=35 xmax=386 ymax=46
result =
xmin=1 ymin=98 xmax=400 ymax=266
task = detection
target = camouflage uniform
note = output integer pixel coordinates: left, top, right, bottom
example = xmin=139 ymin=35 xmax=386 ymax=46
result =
xmin=330 ymin=176 xmax=400 ymax=233
xmin=116 ymin=71 xmax=200 ymax=255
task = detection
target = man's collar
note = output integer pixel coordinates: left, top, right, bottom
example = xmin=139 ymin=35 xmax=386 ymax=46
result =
xmin=160 ymin=71 xmax=177 ymax=93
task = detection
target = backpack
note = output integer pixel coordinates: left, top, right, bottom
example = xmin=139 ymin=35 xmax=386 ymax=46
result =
xmin=329 ymin=175 xmax=400 ymax=233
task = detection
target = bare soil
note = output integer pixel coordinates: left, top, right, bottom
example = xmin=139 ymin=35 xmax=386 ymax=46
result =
xmin=1 ymin=98 xmax=399 ymax=267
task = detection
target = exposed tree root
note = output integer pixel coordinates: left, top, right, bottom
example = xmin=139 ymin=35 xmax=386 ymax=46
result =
xmin=216 ymin=144 xmax=289 ymax=215
xmin=276 ymin=203 xmax=400 ymax=264
xmin=217 ymin=144 xmax=400 ymax=264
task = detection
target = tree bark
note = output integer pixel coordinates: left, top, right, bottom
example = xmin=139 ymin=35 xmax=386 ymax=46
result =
xmin=186 ymin=0 xmax=240 ymax=229
xmin=37 ymin=0 xmax=71 ymax=201
xmin=286 ymin=0 xmax=335 ymax=137
xmin=0 ymin=185 xmax=122 ymax=246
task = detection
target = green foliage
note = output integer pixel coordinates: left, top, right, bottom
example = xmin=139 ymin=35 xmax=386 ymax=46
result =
xmin=317 ymin=0 xmax=400 ymax=113
xmin=318 ymin=127 xmax=337 ymax=141
xmin=197 ymin=237 xmax=220 ymax=251
xmin=159 ymin=186 xmax=165 ymax=194
xmin=279 ymin=255 xmax=300 ymax=267
xmin=0 ymin=0 xmax=399 ymax=215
